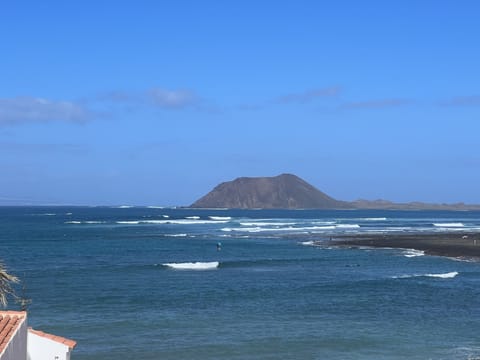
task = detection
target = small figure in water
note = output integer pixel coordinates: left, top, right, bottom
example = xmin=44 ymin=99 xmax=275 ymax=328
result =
xmin=216 ymin=242 xmax=222 ymax=251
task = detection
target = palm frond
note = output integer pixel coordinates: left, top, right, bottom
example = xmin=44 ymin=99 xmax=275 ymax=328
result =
xmin=0 ymin=263 xmax=19 ymax=307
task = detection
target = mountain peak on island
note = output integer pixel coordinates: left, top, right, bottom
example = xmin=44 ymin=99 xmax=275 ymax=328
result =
xmin=190 ymin=174 xmax=346 ymax=209
xmin=191 ymin=173 xmax=480 ymax=210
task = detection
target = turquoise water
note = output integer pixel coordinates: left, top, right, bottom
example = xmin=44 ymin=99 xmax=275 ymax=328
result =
xmin=1 ymin=207 xmax=480 ymax=359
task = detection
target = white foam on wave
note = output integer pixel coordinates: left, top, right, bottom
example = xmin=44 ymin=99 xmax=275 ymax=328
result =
xmin=313 ymin=221 xmax=336 ymax=225
xmin=240 ymin=222 xmax=297 ymax=227
xmin=162 ymin=215 xmax=170 ymax=218
xmin=425 ymin=271 xmax=458 ymax=278
xmin=163 ymin=262 xmax=219 ymax=270
xmin=116 ymin=219 xmax=228 ymax=225
xmin=300 ymin=241 xmax=316 ymax=246
xmin=209 ymin=216 xmax=232 ymax=221
xmin=186 ymin=216 xmax=200 ymax=220
xmin=147 ymin=206 xmax=165 ymax=209
xmin=66 ymin=220 xmax=106 ymax=224
xmin=166 ymin=233 xmax=188 ymax=237
xmin=165 ymin=219 xmax=229 ymax=224
xmin=403 ymin=249 xmax=425 ymax=258
xmin=364 ymin=228 xmax=414 ymax=233
xmin=363 ymin=217 xmax=387 ymax=221
xmin=335 ymin=224 xmax=360 ymax=229
xmin=117 ymin=205 xmax=133 ymax=209
xmin=433 ymin=223 xmax=464 ymax=227
xmin=393 ymin=271 xmax=459 ymax=279
xmin=222 ymin=225 xmax=336 ymax=233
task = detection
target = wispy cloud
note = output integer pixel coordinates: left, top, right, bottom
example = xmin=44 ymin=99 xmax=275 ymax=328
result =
xmin=148 ymin=88 xmax=198 ymax=109
xmin=96 ymin=87 xmax=200 ymax=110
xmin=240 ymin=86 xmax=341 ymax=111
xmin=1 ymin=87 xmax=207 ymax=127
xmin=0 ymin=97 xmax=92 ymax=125
xmin=0 ymin=141 xmax=86 ymax=154
xmin=96 ymin=91 xmax=140 ymax=103
xmin=341 ymin=98 xmax=411 ymax=109
xmin=274 ymin=87 xmax=341 ymax=104
xmin=238 ymin=103 xmax=265 ymax=111
xmin=440 ymin=95 xmax=480 ymax=107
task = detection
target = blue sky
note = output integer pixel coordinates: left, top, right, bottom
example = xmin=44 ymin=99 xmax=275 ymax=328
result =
xmin=1 ymin=1 xmax=479 ymax=205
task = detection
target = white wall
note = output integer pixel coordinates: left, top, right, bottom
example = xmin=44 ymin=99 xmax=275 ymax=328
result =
xmin=27 ymin=332 xmax=72 ymax=360
xmin=0 ymin=319 xmax=27 ymax=360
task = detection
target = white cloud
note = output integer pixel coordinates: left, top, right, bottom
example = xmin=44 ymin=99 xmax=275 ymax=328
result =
xmin=341 ymin=98 xmax=411 ymax=109
xmin=0 ymin=96 xmax=91 ymax=125
xmin=440 ymin=95 xmax=480 ymax=107
xmin=274 ymin=87 xmax=341 ymax=104
xmin=148 ymin=88 xmax=198 ymax=109
xmin=239 ymin=86 xmax=341 ymax=111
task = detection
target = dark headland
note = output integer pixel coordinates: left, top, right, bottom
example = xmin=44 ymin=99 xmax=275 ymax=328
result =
xmin=190 ymin=173 xmax=480 ymax=210
xmin=330 ymin=233 xmax=480 ymax=260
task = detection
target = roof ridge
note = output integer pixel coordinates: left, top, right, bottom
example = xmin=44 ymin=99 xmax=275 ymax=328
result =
xmin=0 ymin=312 xmax=27 ymax=356
xmin=28 ymin=328 xmax=77 ymax=349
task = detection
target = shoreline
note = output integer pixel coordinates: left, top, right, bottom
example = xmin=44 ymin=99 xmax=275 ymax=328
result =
xmin=328 ymin=232 xmax=480 ymax=260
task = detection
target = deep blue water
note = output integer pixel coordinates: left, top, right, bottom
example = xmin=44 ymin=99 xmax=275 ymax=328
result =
xmin=1 ymin=207 xmax=480 ymax=359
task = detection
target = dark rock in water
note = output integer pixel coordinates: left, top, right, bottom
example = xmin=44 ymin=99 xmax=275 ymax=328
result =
xmin=191 ymin=173 xmax=347 ymax=209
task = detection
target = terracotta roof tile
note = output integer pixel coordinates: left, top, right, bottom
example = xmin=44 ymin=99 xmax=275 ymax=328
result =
xmin=28 ymin=328 xmax=76 ymax=349
xmin=0 ymin=311 xmax=27 ymax=356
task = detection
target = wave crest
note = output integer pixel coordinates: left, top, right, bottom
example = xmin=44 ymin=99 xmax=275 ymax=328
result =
xmin=425 ymin=271 xmax=458 ymax=278
xmin=393 ymin=271 xmax=458 ymax=279
xmin=163 ymin=262 xmax=219 ymax=270
xmin=433 ymin=223 xmax=464 ymax=227
xmin=403 ymin=249 xmax=425 ymax=258
xmin=209 ymin=216 xmax=232 ymax=221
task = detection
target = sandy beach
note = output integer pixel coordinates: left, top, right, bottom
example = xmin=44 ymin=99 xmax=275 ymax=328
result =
xmin=330 ymin=232 xmax=480 ymax=260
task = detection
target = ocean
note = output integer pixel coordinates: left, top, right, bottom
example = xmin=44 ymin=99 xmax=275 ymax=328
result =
xmin=1 ymin=207 xmax=480 ymax=359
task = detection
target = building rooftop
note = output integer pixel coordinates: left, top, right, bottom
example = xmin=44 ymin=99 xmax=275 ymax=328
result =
xmin=0 ymin=311 xmax=27 ymax=355
xmin=28 ymin=328 xmax=77 ymax=350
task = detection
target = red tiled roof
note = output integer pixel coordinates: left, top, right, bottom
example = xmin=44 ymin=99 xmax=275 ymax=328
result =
xmin=0 ymin=311 xmax=27 ymax=355
xmin=28 ymin=328 xmax=76 ymax=349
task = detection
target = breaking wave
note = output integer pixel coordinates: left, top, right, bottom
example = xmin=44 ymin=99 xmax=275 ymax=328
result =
xmin=163 ymin=262 xmax=219 ymax=270
xmin=65 ymin=220 xmax=107 ymax=224
xmin=116 ymin=219 xmax=228 ymax=225
xmin=300 ymin=241 xmax=316 ymax=246
xmin=221 ymin=225 xmax=336 ymax=233
xmin=433 ymin=223 xmax=465 ymax=227
xmin=425 ymin=271 xmax=459 ymax=278
xmin=209 ymin=216 xmax=232 ymax=221
xmin=402 ymin=249 xmax=425 ymax=258
xmin=393 ymin=271 xmax=459 ymax=279
xmin=222 ymin=223 xmax=359 ymax=233
xmin=239 ymin=222 xmax=297 ymax=227
xmin=335 ymin=224 xmax=360 ymax=229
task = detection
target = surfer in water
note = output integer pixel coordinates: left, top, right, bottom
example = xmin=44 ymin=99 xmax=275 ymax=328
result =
xmin=216 ymin=242 xmax=222 ymax=251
